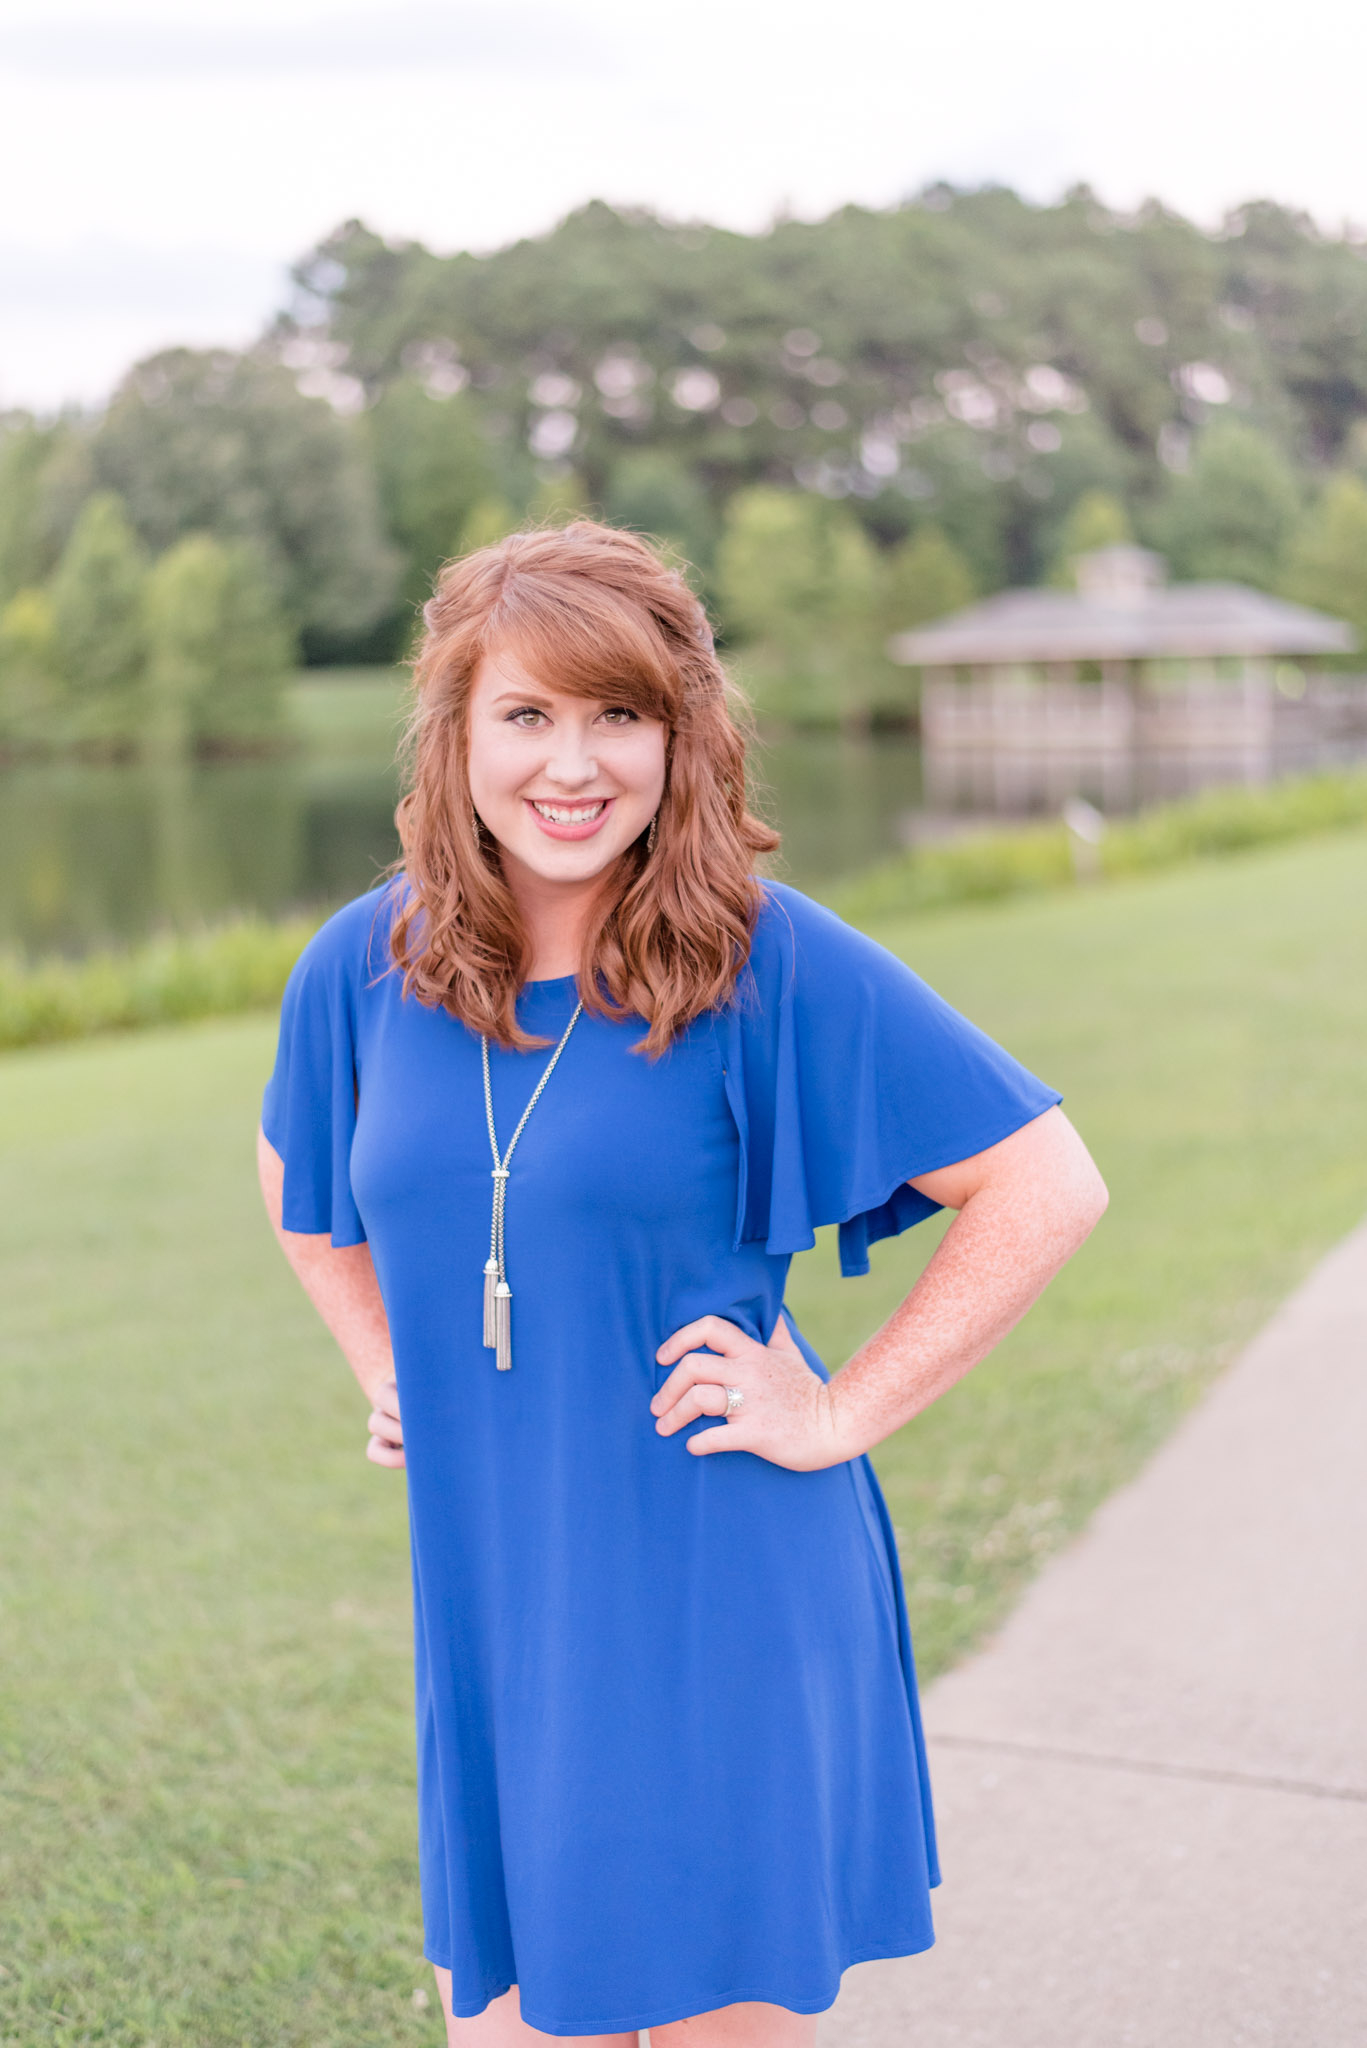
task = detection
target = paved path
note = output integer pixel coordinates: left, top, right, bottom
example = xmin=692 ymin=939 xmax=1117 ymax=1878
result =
xmin=821 ymin=1222 xmax=1367 ymax=2047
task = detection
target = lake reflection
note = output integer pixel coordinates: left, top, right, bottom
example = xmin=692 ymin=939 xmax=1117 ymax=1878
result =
xmin=0 ymin=718 xmax=921 ymax=957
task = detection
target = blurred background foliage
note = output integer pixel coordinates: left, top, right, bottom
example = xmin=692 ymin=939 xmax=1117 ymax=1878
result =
xmin=6 ymin=184 xmax=1367 ymax=755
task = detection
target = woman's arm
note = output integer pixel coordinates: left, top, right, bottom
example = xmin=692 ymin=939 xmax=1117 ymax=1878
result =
xmin=257 ymin=1128 xmax=405 ymax=1468
xmin=652 ymin=1105 xmax=1108 ymax=1469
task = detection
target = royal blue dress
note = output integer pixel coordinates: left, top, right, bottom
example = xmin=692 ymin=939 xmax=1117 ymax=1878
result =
xmin=262 ymin=879 xmax=1059 ymax=2036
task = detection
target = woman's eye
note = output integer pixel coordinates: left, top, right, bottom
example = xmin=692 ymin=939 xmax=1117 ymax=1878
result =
xmin=508 ymin=707 xmax=546 ymax=727
xmin=600 ymin=707 xmax=638 ymax=726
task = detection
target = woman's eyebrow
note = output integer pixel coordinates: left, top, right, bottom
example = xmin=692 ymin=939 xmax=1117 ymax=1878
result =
xmin=488 ymin=686 xmax=556 ymax=707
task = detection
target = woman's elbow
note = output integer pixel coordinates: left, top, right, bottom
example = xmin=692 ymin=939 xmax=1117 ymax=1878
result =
xmin=1070 ymin=1155 xmax=1109 ymax=1243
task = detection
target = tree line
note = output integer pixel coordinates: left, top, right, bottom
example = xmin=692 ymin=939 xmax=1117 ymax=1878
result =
xmin=4 ymin=184 xmax=1367 ymax=753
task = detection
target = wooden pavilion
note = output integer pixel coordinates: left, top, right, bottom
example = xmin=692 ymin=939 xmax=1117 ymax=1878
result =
xmin=888 ymin=546 xmax=1360 ymax=811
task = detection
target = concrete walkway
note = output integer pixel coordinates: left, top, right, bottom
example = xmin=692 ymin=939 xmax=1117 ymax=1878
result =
xmin=822 ymin=1222 xmax=1367 ymax=2047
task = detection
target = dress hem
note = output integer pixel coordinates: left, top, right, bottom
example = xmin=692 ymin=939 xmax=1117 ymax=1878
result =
xmin=424 ymin=1931 xmax=937 ymax=2035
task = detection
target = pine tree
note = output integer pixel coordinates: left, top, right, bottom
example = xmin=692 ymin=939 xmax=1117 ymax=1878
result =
xmin=0 ymin=588 xmax=61 ymax=755
xmin=0 ymin=422 xmax=71 ymax=604
xmin=145 ymin=533 xmax=294 ymax=759
xmin=199 ymin=541 xmax=294 ymax=755
xmin=48 ymin=493 xmax=148 ymax=755
xmin=144 ymin=535 xmax=223 ymax=761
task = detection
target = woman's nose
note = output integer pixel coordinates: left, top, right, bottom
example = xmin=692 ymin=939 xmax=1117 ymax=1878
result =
xmin=543 ymin=730 xmax=599 ymax=788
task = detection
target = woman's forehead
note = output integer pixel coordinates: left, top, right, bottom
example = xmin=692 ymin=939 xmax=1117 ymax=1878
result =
xmin=469 ymin=643 xmax=553 ymax=699
xmin=469 ymin=639 xmax=665 ymax=716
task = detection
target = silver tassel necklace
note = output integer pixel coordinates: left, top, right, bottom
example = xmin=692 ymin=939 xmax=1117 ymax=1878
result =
xmin=480 ymin=1000 xmax=583 ymax=1370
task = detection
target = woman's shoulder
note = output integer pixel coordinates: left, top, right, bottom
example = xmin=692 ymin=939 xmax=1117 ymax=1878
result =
xmin=288 ymin=878 xmax=404 ymax=990
xmin=747 ymin=877 xmax=900 ymax=989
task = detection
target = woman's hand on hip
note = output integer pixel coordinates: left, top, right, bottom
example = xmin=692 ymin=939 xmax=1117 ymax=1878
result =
xmin=652 ymin=1313 xmax=852 ymax=1471
xmin=366 ymin=1377 xmax=405 ymax=1469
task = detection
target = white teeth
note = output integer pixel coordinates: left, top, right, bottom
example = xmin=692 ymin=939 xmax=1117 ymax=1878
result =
xmin=531 ymin=800 xmax=606 ymax=824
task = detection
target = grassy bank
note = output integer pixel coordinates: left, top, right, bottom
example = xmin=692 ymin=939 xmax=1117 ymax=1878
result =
xmin=4 ymin=829 xmax=1367 ymax=2041
xmin=831 ymin=765 xmax=1367 ymax=924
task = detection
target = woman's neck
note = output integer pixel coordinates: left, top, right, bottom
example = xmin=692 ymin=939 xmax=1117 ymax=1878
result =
xmin=503 ymin=860 xmax=613 ymax=981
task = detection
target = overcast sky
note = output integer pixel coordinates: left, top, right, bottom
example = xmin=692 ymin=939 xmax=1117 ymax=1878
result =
xmin=3 ymin=0 xmax=1366 ymax=412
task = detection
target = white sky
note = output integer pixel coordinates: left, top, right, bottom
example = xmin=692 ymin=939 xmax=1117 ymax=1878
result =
xmin=3 ymin=0 xmax=1366 ymax=412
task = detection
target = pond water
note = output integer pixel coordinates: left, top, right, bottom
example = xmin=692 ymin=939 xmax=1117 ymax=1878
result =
xmin=0 ymin=677 xmax=923 ymax=957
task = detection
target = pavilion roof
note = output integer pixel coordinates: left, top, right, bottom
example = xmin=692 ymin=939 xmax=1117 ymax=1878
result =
xmin=889 ymin=565 xmax=1355 ymax=668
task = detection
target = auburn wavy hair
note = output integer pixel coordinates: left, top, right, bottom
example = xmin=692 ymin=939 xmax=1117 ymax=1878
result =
xmin=390 ymin=520 xmax=779 ymax=1054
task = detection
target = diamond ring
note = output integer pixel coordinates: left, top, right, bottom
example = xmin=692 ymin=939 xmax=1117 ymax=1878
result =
xmin=724 ymin=1386 xmax=744 ymax=1416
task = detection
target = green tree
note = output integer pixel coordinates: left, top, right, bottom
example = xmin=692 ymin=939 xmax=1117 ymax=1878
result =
xmin=1280 ymin=473 xmax=1367 ymax=659
xmin=881 ymin=526 xmax=976 ymax=631
xmin=200 ymin=542 xmax=295 ymax=754
xmin=145 ymin=534 xmax=295 ymax=760
xmin=526 ymin=472 xmax=589 ymax=528
xmin=0 ymin=418 xmax=97 ymax=604
xmin=717 ymin=487 xmax=879 ymax=727
xmin=91 ymin=348 xmax=399 ymax=648
xmin=604 ymin=452 xmax=716 ymax=571
xmin=456 ymin=498 xmax=520 ymax=554
xmin=49 ymin=493 xmax=148 ymax=754
xmin=0 ymin=588 xmax=61 ymax=753
xmin=1154 ymin=422 xmax=1300 ymax=588
xmin=870 ymin=525 xmax=977 ymax=721
xmin=1047 ymin=490 xmax=1134 ymax=585
xmin=366 ymin=379 xmax=496 ymax=614
xmin=0 ymin=422 xmax=58 ymax=604
xmin=145 ymin=538 xmax=216 ymax=761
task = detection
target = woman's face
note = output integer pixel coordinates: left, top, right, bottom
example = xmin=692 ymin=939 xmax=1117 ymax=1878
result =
xmin=465 ymin=645 xmax=668 ymax=892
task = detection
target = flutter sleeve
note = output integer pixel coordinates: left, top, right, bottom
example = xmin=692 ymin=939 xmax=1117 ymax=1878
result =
xmin=260 ymin=894 xmax=383 ymax=1248
xmin=717 ymin=881 xmax=1062 ymax=1277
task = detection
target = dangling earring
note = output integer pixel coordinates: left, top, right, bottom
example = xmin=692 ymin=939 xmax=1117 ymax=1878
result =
xmin=646 ymin=813 xmax=658 ymax=856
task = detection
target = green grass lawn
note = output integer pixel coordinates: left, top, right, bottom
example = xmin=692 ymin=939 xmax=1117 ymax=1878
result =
xmin=4 ymin=830 xmax=1367 ymax=2043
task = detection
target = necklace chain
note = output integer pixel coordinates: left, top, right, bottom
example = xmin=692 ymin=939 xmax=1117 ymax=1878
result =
xmin=480 ymin=1000 xmax=583 ymax=1370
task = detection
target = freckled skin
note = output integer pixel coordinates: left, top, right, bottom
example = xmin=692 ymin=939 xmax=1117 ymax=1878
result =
xmin=650 ymin=1103 xmax=1107 ymax=1469
xmin=258 ymin=658 xmax=1108 ymax=2045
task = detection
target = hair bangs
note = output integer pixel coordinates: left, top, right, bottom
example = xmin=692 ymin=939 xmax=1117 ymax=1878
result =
xmin=482 ymin=570 xmax=678 ymax=724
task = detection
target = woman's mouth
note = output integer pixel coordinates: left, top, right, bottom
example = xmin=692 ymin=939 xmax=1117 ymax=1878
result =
xmin=526 ymin=797 xmax=613 ymax=841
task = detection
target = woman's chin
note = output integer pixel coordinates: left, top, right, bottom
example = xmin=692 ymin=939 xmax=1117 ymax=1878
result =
xmin=505 ymin=832 xmax=637 ymax=887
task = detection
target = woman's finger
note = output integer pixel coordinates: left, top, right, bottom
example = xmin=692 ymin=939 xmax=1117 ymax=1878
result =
xmin=366 ymin=1435 xmax=406 ymax=1468
xmin=687 ymin=1420 xmax=747 ymax=1458
xmin=367 ymin=1407 xmax=404 ymax=1446
xmin=653 ymin=1381 xmax=731 ymax=1436
xmin=654 ymin=1315 xmax=747 ymax=1368
xmin=651 ymin=1347 xmax=743 ymax=1418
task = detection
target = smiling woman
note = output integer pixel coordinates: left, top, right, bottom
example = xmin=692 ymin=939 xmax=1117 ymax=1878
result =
xmin=255 ymin=520 xmax=1106 ymax=2047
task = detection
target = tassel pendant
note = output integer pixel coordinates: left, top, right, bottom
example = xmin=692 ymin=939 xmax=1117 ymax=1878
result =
xmin=482 ymin=1257 xmax=499 ymax=1348
xmin=494 ymin=1281 xmax=513 ymax=1372
xmin=480 ymin=1003 xmax=580 ymax=1374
